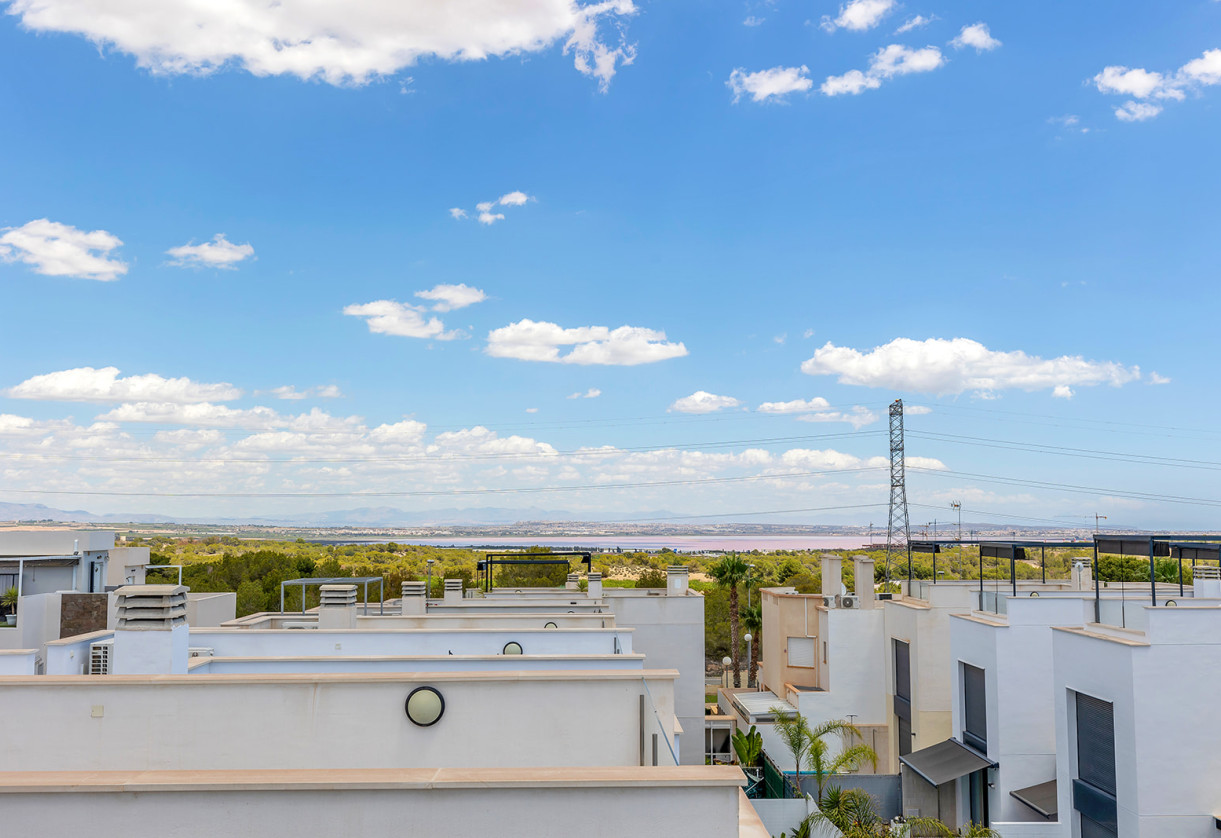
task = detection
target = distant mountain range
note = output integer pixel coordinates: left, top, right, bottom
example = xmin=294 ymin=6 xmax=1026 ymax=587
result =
xmin=0 ymin=500 xmax=686 ymax=528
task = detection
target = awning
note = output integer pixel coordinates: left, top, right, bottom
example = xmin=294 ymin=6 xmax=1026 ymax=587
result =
xmin=1010 ymin=780 xmax=1058 ymax=819
xmin=730 ymin=690 xmax=797 ymax=722
xmin=899 ymin=738 xmax=996 ymax=786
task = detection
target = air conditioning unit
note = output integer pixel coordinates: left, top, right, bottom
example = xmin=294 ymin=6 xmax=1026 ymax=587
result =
xmin=822 ymin=595 xmax=839 ymax=608
xmin=841 ymin=595 xmax=858 ymax=609
xmin=188 ymin=647 xmax=214 ymax=658
xmin=88 ymin=640 xmax=113 ymax=675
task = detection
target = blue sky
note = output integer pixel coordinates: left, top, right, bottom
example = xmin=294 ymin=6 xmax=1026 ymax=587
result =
xmin=1 ymin=0 xmax=1219 ymax=528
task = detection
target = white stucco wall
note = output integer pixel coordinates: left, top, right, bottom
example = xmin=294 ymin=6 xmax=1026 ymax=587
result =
xmin=0 ymin=771 xmax=743 ymax=838
xmin=184 ymin=626 xmax=631 ymax=658
xmin=186 ymin=592 xmax=237 ymax=627
xmin=0 ymin=649 xmax=37 ymax=674
xmin=0 ymin=671 xmax=679 ymax=771
xmin=191 ymin=654 xmax=646 ymax=674
xmin=604 ymin=589 xmax=705 ymax=765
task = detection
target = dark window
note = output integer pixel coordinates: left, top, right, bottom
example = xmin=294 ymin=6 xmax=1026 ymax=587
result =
xmin=894 ymin=640 xmax=911 ymax=701
xmin=1073 ymin=692 xmax=1117 ymax=837
xmin=962 ymin=663 xmax=987 ymax=752
xmin=894 ymin=640 xmax=912 ymax=757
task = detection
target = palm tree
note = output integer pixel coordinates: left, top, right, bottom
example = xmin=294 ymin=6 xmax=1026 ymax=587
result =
xmin=811 ymin=786 xmax=1000 ymax=837
xmin=771 ymin=710 xmax=877 ymax=803
xmin=743 ymin=602 xmax=761 ymax=689
xmin=805 ymin=719 xmax=878 ymax=804
xmin=710 ymin=553 xmax=749 ymax=687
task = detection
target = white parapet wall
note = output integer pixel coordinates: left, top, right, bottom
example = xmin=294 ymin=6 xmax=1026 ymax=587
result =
xmin=0 ymin=669 xmax=680 ymax=771
xmin=0 ymin=766 xmax=747 ymax=838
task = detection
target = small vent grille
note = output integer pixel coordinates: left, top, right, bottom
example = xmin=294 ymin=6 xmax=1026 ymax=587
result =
xmin=88 ymin=640 xmax=113 ymax=675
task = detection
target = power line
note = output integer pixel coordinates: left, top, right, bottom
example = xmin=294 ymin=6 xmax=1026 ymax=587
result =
xmin=0 ymin=429 xmax=885 ymax=465
xmin=908 ymin=466 xmax=1221 ymax=509
xmin=0 ymin=464 xmax=889 ymax=499
xmin=908 ymin=430 xmax=1221 ymax=472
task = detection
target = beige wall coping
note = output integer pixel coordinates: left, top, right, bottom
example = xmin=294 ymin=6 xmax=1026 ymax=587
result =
xmin=190 ymin=626 xmax=635 ymax=635
xmin=190 ymin=653 xmax=647 ymax=663
xmin=0 ymin=668 xmax=680 ymax=686
xmin=1052 ymin=625 xmax=1149 ymax=647
xmin=0 ymin=766 xmax=745 ymax=794
xmin=952 ymin=612 xmax=1009 ymax=627
xmin=738 ymin=789 xmax=772 ymax=838
xmin=0 ymin=649 xmax=37 ymax=656
xmin=45 ymin=630 xmax=113 ymax=647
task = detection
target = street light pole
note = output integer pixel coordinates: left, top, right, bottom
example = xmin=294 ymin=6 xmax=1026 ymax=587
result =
xmin=426 ymin=559 xmax=435 ymax=600
xmin=744 ymin=633 xmax=753 ymax=689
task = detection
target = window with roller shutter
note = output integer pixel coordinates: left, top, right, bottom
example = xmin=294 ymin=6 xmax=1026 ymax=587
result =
xmin=787 ymin=636 xmax=815 ymax=668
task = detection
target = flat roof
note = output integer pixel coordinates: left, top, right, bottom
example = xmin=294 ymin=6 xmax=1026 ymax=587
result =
xmin=0 ymin=765 xmax=746 ymax=794
xmin=0 ymin=668 xmax=680 ymax=686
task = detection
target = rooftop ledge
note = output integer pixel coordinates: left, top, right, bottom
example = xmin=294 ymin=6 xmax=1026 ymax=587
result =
xmin=0 ymin=668 xmax=680 ymax=686
xmin=1051 ymin=624 xmax=1149 ymax=647
xmin=0 ymin=766 xmax=746 ymax=794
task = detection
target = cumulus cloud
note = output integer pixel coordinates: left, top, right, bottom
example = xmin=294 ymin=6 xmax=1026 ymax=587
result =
xmin=669 ymin=391 xmax=742 ymax=414
xmin=1094 ymin=49 xmax=1221 ymax=120
xmin=950 ymin=23 xmax=1001 ymax=52
xmin=5 ymin=0 xmax=638 ymax=89
xmin=906 ymin=404 xmax=933 ymax=415
xmin=820 ymin=0 xmax=895 ymax=32
xmin=165 ymin=234 xmax=254 ymax=269
xmin=7 ymin=366 xmax=241 ymax=403
xmin=452 ymin=191 xmax=535 ymax=225
xmin=756 ymin=398 xmax=876 ymax=429
xmin=344 ymin=300 xmax=465 ymax=340
xmin=0 ymin=219 xmax=127 ymax=281
xmin=1052 ymin=385 xmax=1074 ymax=399
xmin=743 ymin=16 xmax=764 ymax=27
xmin=266 ymin=385 xmax=343 ymax=400
xmin=728 ymin=65 xmax=812 ymax=103
xmin=800 ymin=337 xmax=1142 ymax=397
xmin=567 ymin=388 xmax=602 ymax=399
xmin=1149 ymin=372 xmax=1171 ymax=385
xmin=895 ymin=15 xmax=934 ymax=34
xmin=486 ymin=319 xmax=688 ymax=365
xmin=821 ymin=44 xmax=945 ymax=96
xmin=1115 ymin=101 xmax=1162 ymax=121
xmin=415 ymin=283 xmax=487 ymax=312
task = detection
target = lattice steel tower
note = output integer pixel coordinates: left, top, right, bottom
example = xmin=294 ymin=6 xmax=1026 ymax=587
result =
xmin=883 ymin=399 xmax=910 ymax=582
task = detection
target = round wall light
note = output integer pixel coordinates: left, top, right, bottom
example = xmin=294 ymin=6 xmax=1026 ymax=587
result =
xmin=544 ymin=621 xmax=558 ymax=629
xmin=1029 ymin=591 xmax=1040 ymax=597
xmin=405 ymin=686 xmax=445 ymax=727
xmin=503 ymin=641 xmax=524 ymax=655
xmin=1165 ymin=599 xmax=1178 ymax=607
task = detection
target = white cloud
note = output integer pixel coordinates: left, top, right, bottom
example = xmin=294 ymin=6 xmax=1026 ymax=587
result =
xmin=796 ymin=407 xmax=878 ymax=429
xmin=757 ymin=397 xmax=832 ymax=414
xmin=266 ymin=385 xmax=343 ymax=400
xmin=1149 ymin=372 xmax=1171 ymax=385
xmin=526 ymin=407 xmax=539 ymax=413
xmin=344 ymin=300 xmax=465 ymax=340
xmin=0 ymin=219 xmax=127 ymax=281
xmin=820 ymin=0 xmax=895 ymax=33
xmin=567 ymin=388 xmax=602 ymax=399
xmin=486 ymin=319 xmax=688 ymax=365
xmin=1094 ymin=50 xmax=1221 ymax=120
xmin=498 ymin=191 xmax=531 ymax=206
xmin=6 ymin=0 xmax=638 ymax=89
xmin=895 ymin=15 xmax=933 ymax=34
xmin=728 ymin=65 xmax=813 ymax=103
xmin=821 ymin=44 xmax=944 ymax=96
xmin=801 ymin=337 xmax=1142 ymax=397
xmin=669 ymin=391 xmax=742 ymax=414
xmin=1094 ymin=66 xmax=1172 ymax=99
xmin=756 ymin=397 xmax=876 ymax=428
xmin=949 ymin=23 xmax=1000 ymax=52
xmin=803 ymin=328 xmax=815 ymax=339
xmin=1115 ymin=101 xmax=1162 ymax=121
xmin=1052 ymin=385 xmax=1074 ymax=399
xmin=743 ymin=16 xmax=764 ymax=27
xmin=97 ymin=402 xmax=286 ymax=428
xmin=905 ymin=404 xmax=933 ymax=415
xmin=165 ymin=233 xmax=254 ymax=269
xmin=415 ymin=282 xmax=487 ymax=312
xmin=454 ymin=191 xmax=534 ymax=225
xmin=7 ymin=366 xmax=241 ymax=403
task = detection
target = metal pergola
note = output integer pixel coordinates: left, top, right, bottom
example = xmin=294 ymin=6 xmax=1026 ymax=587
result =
xmin=1090 ymin=534 xmax=1221 ymax=617
xmin=280 ymin=576 xmax=385 ymax=615
xmin=477 ymin=552 xmax=592 ymax=593
xmin=907 ymin=539 xmax=1090 ymax=593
